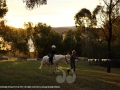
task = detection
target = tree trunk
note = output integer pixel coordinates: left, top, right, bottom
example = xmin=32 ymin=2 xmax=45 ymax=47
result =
xmin=107 ymin=0 xmax=113 ymax=73
xmin=107 ymin=41 xmax=111 ymax=73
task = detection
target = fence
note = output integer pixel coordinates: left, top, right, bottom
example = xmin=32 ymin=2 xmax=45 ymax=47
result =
xmin=85 ymin=58 xmax=120 ymax=68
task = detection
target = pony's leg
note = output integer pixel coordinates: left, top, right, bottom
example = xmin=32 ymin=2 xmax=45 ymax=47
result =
xmin=55 ymin=64 xmax=58 ymax=71
xmin=54 ymin=65 xmax=56 ymax=74
xmin=39 ymin=63 xmax=45 ymax=73
xmin=39 ymin=65 xmax=43 ymax=73
xmin=54 ymin=64 xmax=58 ymax=74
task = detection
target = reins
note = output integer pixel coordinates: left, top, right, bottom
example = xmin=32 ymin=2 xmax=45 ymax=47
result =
xmin=65 ymin=55 xmax=68 ymax=64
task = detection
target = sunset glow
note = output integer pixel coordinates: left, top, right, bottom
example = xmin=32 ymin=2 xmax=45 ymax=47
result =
xmin=5 ymin=0 xmax=100 ymax=28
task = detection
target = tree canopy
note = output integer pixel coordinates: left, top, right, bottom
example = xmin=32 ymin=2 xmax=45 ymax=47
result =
xmin=0 ymin=0 xmax=8 ymax=18
xmin=23 ymin=0 xmax=47 ymax=10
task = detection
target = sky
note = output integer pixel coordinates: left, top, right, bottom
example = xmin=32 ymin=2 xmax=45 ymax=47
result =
xmin=4 ymin=0 xmax=100 ymax=28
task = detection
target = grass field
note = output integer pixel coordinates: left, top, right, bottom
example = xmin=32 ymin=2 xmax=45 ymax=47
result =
xmin=0 ymin=60 xmax=120 ymax=90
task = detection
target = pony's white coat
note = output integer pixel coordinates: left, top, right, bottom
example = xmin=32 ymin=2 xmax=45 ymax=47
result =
xmin=39 ymin=54 xmax=70 ymax=73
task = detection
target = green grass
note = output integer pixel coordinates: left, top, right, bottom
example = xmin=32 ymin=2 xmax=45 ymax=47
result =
xmin=0 ymin=60 xmax=120 ymax=90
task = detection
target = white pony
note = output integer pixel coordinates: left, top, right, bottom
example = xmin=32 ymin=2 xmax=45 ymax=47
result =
xmin=39 ymin=54 xmax=70 ymax=73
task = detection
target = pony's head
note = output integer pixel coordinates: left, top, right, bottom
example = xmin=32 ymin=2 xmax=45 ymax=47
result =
xmin=65 ymin=54 xmax=70 ymax=64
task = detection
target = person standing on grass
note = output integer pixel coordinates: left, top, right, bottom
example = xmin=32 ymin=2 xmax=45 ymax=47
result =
xmin=67 ymin=50 xmax=78 ymax=74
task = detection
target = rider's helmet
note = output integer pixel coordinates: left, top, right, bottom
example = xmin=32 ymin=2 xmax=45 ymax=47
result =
xmin=51 ymin=45 xmax=56 ymax=48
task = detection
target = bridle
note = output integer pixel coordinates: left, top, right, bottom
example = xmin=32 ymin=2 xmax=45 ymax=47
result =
xmin=65 ymin=55 xmax=69 ymax=64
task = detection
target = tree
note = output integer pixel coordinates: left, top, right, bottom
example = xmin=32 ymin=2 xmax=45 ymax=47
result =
xmin=74 ymin=8 xmax=92 ymax=28
xmin=74 ymin=1 xmax=120 ymax=72
xmin=74 ymin=6 xmax=102 ymax=47
xmin=3 ymin=26 xmax=29 ymax=57
xmin=16 ymin=28 xmax=29 ymax=56
xmin=23 ymin=0 xmax=47 ymax=10
xmin=0 ymin=0 xmax=8 ymax=35
xmin=0 ymin=0 xmax=8 ymax=18
xmin=111 ymin=16 xmax=120 ymax=59
xmin=74 ymin=29 xmax=84 ymax=56
xmin=98 ymin=0 xmax=120 ymax=73
xmin=24 ymin=22 xmax=34 ymax=37
xmin=62 ymin=30 xmax=76 ymax=54
xmin=74 ymin=6 xmax=101 ymax=29
xmin=49 ymin=30 xmax=63 ymax=54
xmin=33 ymin=22 xmax=52 ymax=57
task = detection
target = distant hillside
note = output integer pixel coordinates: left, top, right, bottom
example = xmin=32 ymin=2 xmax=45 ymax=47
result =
xmin=52 ymin=26 xmax=76 ymax=33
